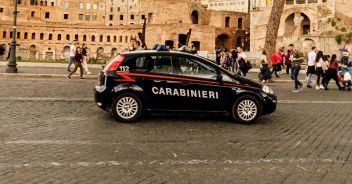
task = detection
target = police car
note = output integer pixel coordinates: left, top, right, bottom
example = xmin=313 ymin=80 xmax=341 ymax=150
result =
xmin=94 ymin=49 xmax=277 ymax=124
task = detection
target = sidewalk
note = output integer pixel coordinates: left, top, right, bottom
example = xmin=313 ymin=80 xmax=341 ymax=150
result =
xmin=0 ymin=61 xmax=307 ymax=82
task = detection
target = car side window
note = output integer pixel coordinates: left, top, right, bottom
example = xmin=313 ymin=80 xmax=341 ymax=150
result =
xmin=220 ymin=71 xmax=238 ymax=83
xmin=175 ymin=57 xmax=218 ymax=80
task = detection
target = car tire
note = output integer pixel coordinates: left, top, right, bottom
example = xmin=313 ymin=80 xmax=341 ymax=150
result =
xmin=231 ymin=95 xmax=262 ymax=124
xmin=111 ymin=93 xmax=143 ymax=123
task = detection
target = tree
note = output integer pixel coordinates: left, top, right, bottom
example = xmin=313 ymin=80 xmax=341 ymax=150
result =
xmin=264 ymin=0 xmax=285 ymax=64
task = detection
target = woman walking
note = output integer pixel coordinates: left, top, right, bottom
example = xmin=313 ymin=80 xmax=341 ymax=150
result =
xmin=315 ymin=51 xmax=326 ymax=90
xmin=67 ymin=47 xmax=84 ymax=79
xmin=324 ymin=54 xmax=343 ymax=90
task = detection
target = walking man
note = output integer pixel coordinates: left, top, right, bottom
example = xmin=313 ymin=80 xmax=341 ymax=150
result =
xmin=67 ymin=40 xmax=78 ymax=72
xmin=306 ymin=46 xmax=317 ymax=88
xmin=81 ymin=43 xmax=92 ymax=75
xmin=290 ymin=44 xmax=304 ymax=92
xmin=236 ymin=46 xmax=248 ymax=77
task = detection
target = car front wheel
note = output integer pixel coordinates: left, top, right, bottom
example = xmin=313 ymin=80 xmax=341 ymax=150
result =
xmin=231 ymin=95 xmax=262 ymax=124
xmin=111 ymin=93 xmax=143 ymax=123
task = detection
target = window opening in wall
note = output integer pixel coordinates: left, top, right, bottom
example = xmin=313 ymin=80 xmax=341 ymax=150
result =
xmin=191 ymin=10 xmax=199 ymax=24
xmin=32 ymin=33 xmax=36 ymax=39
xmin=99 ymin=35 xmax=103 ymax=42
xmin=31 ymin=11 xmax=35 ymax=17
xmin=17 ymin=32 xmax=20 ymax=39
xmin=45 ymin=12 xmax=50 ymax=19
xmin=64 ymin=14 xmax=68 ymax=19
xmin=2 ymin=31 xmax=6 ymax=38
xmin=91 ymin=35 xmax=95 ymax=42
xmin=225 ymin=16 xmax=230 ymax=28
xmin=24 ymin=32 xmax=28 ymax=39
xmin=40 ymin=33 xmax=44 ymax=40
xmin=238 ymin=18 xmax=243 ymax=29
xmin=66 ymin=34 xmax=70 ymax=41
xmin=57 ymin=34 xmax=61 ymax=40
xmin=83 ymin=35 xmax=87 ymax=41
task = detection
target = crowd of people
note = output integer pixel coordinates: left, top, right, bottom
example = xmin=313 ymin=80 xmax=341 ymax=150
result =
xmin=259 ymin=44 xmax=352 ymax=92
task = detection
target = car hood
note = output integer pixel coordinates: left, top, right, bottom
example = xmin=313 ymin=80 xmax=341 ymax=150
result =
xmin=234 ymin=75 xmax=263 ymax=89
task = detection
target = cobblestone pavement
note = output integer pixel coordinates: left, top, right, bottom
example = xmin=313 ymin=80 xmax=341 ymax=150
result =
xmin=0 ymin=76 xmax=352 ymax=184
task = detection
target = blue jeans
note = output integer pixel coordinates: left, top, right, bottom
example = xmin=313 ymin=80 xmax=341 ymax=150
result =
xmin=67 ymin=56 xmax=75 ymax=71
xmin=292 ymin=66 xmax=302 ymax=89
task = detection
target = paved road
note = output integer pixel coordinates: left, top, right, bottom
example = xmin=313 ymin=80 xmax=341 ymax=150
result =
xmin=0 ymin=76 xmax=352 ymax=183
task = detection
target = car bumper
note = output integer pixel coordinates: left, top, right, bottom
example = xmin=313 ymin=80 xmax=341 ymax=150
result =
xmin=94 ymin=86 xmax=110 ymax=111
xmin=262 ymin=94 xmax=277 ymax=115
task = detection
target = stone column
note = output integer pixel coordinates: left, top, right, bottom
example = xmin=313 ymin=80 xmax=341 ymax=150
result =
xmin=294 ymin=12 xmax=304 ymax=37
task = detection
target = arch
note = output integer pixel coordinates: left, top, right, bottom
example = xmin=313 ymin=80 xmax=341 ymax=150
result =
xmin=63 ymin=45 xmax=70 ymax=58
xmin=17 ymin=32 xmax=21 ymax=39
xmin=40 ymin=33 xmax=44 ymax=40
xmin=96 ymin=47 xmax=104 ymax=59
xmin=29 ymin=45 xmax=37 ymax=59
xmin=113 ymin=36 xmax=117 ymax=42
xmin=83 ymin=35 xmax=87 ymax=42
xmin=215 ymin=34 xmax=231 ymax=50
xmin=2 ymin=31 xmax=6 ymax=39
xmin=31 ymin=32 xmax=36 ymax=39
xmin=24 ymin=32 xmax=28 ymax=39
xmin=99 ymin=35 xmax=103 ymax=42
xmin=111 ymin=47 xmax=118 ymax=56
xmin=191 ymin=10 xmax=199 ymax=24
xmin=91 ymin=35 xmax=95 ymax=42
xmin=107 ymin=35 xmax=111 ymax=42
xmin=284 ymin=12 xmax=311 ymax=36
xmin=238 ymin=18 xmax=243 ymax=29
xmin=57 ymin=34 xmax=62 ymax=40
xmin=74 ymin=34 xmax=79 ymax=41
xmin=302 ymin=38 xmax=316 ymax=51
xmin=66 ymin=34 xmax=70 ymax=41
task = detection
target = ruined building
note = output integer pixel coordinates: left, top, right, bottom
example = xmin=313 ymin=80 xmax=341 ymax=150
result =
xmin=250 ymin=0 xmax=352 ymax=53
xmin=0 ymin=0 xmax=249 ymax=60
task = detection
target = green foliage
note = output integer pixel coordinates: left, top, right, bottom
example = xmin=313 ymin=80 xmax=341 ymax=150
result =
xmin=335 ymin=34 xmax=344 ymax=45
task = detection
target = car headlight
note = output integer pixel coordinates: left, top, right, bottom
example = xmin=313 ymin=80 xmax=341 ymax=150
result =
xmin=262 ymin=85 xmax=274 ymax=95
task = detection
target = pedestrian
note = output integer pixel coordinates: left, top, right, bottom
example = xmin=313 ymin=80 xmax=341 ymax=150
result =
xmin=231 ymin=49 xmax=238 ymax=72
xmin=277 ymin=49 xmax=284 ymax=75
xmin=315 ymin=51 xmax=327 ymax=90
xmin=67 ymin=40 xmax=78 ymax=72
xmin=259 ymin=50 xmax=272 ymax=83
xmin=215 ymin=48 xmax=221 ymax=65
xmin=290 ymin=44 xmax=304 ymax=92
xmin=271 ymin=50 xmax=280 ymax=78
xmin=81 ymin=43 xmax=92 ymax=75
xmin=284 ymin=49 xmax=292 ymax=75
xmin=306 ymin=46 xmax=317 ymax=88
xmin=219 ymin=48 xmax=229 ymax=70
xmin=67 ymin=47 xmax=84 ymax=79
xmin=0 ymin=44 xmax=6 ymax=61
xmin=129 ymin=38 xmax=137 ymax=51
xmin=133 ymin=40 xmax=144 ymax=51
xmin=236 ymin=46 xmax=248 ymax=77
xmin=324 ymin=54 xmax=343 ymax=90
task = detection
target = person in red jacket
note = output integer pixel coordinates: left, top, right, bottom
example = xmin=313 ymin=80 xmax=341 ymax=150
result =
xmin=271 ymin=50 xmax=280 ymax=78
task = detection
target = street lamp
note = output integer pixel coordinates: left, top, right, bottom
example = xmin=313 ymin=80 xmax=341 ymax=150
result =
xmin=6 ymin=0 xmax=18 ymax=73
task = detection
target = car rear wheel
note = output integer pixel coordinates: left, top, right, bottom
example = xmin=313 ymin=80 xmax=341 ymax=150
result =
xmin=231 ymin=95 xmax=262 ymax=124
xmin=111 ymin=93 xmax=143 ymax=123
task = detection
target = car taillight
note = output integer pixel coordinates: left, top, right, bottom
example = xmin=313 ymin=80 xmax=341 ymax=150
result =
xmin=104 ymin=55 xmax=126 ymax=71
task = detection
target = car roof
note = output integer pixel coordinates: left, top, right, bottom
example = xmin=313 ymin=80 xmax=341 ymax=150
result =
xmin=121 ymin=50 xmax=197 ymax=57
